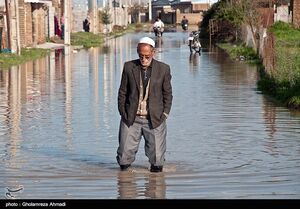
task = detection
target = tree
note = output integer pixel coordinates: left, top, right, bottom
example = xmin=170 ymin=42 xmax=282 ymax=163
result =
xmin=214 ymin=0 xmax=262 ymax=53
xmin=99 ymin=6 xmax=112 ymax=33
xmin=215 ymin=0 xmax=245 ymax=41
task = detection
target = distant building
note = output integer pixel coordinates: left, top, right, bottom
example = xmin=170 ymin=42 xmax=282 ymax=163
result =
xmin=72 ymin=0 xmax=89 ymax=32
xmin=151 ymin=0 xmax=210 ymax=24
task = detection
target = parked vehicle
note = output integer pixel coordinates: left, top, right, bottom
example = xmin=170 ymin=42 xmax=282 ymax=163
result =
xmin=188 ymin=31 xmax=201 ymax=54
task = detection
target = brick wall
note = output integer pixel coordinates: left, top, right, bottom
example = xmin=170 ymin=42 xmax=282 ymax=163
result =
xmin=20 ymin=2 xmax=47 ymax=47
xmin=293 ymin=0 xmax=300 ymax=28
xmin=19 ymin=1 xmax=33 ymax=47
xmin=176 ymin=10 xmax=204 ymax=25
xmin=19 ymin=0 xmax=26 ymax=47
xmin=35 ymin=5 xmax=46 ymax=44
xmin=192 ymin=3 xmax=209 ymax=12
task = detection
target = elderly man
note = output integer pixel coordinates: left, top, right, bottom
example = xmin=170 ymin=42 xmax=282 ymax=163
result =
xmin=116 ymin=37 xmax=173 ymax=172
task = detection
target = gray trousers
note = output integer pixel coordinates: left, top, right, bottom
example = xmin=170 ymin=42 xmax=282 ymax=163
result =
xmin=116 ymin=116 xmax=167 ymax=166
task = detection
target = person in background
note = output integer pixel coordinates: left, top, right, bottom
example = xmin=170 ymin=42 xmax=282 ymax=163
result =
xmin=60 ymin=16 xmax=64 ymax=39
xmin=153 ymin=17 xmax=165 ymax=37
xmin=181 ymin=16 xmax=189 ymax=31
xmin=54 ymin=15 xmax=61 ymax=37
xmin=116 ymin=37 xmax=173 ymax=173
xmin=83 ymin=17 xmax=90 ymax=32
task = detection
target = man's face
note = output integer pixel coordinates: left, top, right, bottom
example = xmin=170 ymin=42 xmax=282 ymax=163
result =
xmin=137 ymin=44 xmax=154 ymax=68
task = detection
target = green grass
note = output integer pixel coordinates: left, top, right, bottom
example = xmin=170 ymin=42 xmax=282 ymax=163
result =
xmin=71 ymin=32 xmax=105 ymax=48
xmin=270 ymin=22 xmax=300 ymax=85
xmin=0 ymin=48 xmax=50 ymax=69
xmin=258 ymin=21 xmax=300 ymax=109
xmin=217 ymin=43 xmax=260 ymax=64
xmin=70 ymin=24 xmax=150 ymax=47
xmin=257 ymin=68 xmax=300 ymax=109
xmin=269 ymin=21 xmax=300 ymax=47
xmin=1 ymin=24 xmax=146 ymax=68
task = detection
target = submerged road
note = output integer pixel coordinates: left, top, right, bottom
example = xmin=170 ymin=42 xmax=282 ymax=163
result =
xmin=1 ymin=28 xmax=300 ymax=198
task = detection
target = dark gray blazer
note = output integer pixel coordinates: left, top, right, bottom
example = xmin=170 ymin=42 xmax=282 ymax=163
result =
xmin=118 ymin=59 xmax=173 ymax=129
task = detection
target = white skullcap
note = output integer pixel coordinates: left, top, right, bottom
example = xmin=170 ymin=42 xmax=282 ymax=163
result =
xmin=138 ymin=37 xmax=155 ymax=48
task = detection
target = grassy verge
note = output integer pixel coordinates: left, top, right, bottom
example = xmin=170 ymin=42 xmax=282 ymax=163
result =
xmin=257 ymin=21 xmax=300 ymax=109
xmin=0 ymin=48 xmax=50 ymax=69
xmin=217 ymin=42 xmax=260 ymax=64
xmin=0 ymin=23 xmax=168 ymax=69
xmin=71 ymin=32 xmax=105 ymax=48
xmin=71 ymin=23 xmax=152 ymax=48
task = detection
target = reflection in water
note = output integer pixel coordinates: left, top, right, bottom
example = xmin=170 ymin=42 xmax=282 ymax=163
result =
xmin=3 ymin=66 xmax=22 ymax=169
xmin=144 ymin=173 xmax=166 ymax=199
xmin=155 ymin=37 xmax=163 ymax=61
xmin=189 ymin=53 xmax=200 ymax=68
xmin=155 ymin=37 xmax=163 ymax=50
xmin=117 ymin=171 xmax=138 ymax=199
xmin=64 ymin=47 xmax=73 ymax=149
xmin=263 ymin=97 xmax=277 ymax=139
xmin=117 ymin=171 xmax=166 ymax=199
xmin=262 ymin=96 xmax=279 ymax=156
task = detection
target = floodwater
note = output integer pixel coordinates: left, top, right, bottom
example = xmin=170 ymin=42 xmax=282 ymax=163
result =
xmin=1 ymin=28 xmax=300 ymax=199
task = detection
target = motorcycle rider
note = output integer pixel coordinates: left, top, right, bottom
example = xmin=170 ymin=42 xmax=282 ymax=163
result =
xmin=153 ymin=17 xmax=165 ymax=37
xmin=188 ymin=31 xmax=201 ymax=54
xmin=181 ymin=16 xmax=189 ymax=31
xmin=188 ymin=32 xmax=194 ymax=47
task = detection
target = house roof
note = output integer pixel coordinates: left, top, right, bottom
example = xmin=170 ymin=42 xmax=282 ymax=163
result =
xmin=152 ymin=0 xmax=194 ymax=7
xmin=152 ymin=0 xmax=172 ymax=7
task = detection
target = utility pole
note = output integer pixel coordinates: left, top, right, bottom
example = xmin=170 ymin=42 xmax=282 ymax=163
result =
xmin=32 ymin=3 xmax=37 ymax=47
xmin=64 ymin=0 xmax=71 ymax=45
xmin=114 ymin=0 xmax=116 ymax=26
xmin=138 ymin=0 xmax=141 ymax=23
xmin=15 ymin=0 xmax=20 ymax=55
xmin=149 ymin=0 xmax=152 ymax=22
xmin=92 ymin=0 xmax=98 ymax=33
xmin=4 ymin=0 xmax=11 ymax=50
xmin=10 ymin=0 xmax=21 ymax=55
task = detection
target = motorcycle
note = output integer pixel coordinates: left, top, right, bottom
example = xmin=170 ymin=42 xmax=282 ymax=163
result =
xmin=153 ymin=26 xmax=163 ymax=37
xmin=188 ymin=31 xmax=201 ymax=54
xmin=182 ymin=23 xmax=188 ymax=31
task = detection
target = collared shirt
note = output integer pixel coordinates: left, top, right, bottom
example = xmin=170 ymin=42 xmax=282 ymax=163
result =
xmin=140 ymin=61 xmax=153 ymax=98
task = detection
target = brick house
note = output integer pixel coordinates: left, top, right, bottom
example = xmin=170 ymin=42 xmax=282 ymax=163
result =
xmin=20 ymin=0 xmax=62 ymax=46
xmin=1 ymin=0 xmax=63 ymax=53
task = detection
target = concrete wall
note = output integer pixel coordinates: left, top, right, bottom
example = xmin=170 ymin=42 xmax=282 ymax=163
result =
xmin=72 ymin=9 xmax=87 ymax=32
xmin=104 ymin=7 xmax=128 ymax=33
xmin=274 ymin=5 xmax=290 ymax=23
